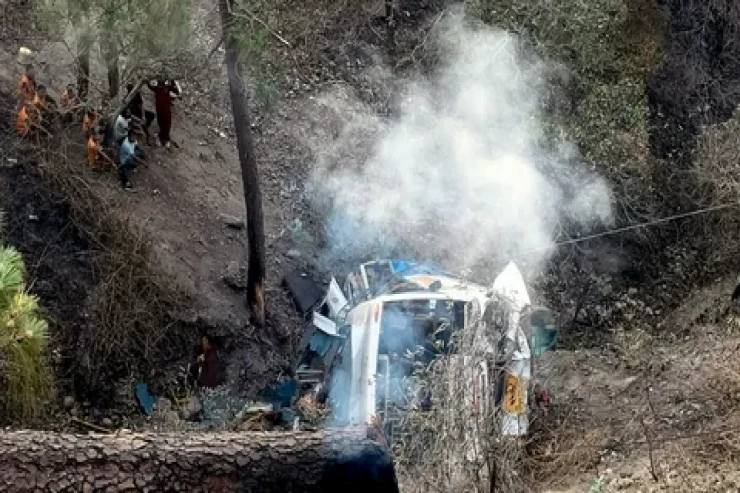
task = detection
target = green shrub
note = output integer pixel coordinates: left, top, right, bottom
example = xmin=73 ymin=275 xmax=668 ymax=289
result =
xmin=0 ymin=239 xmax=53 ymax=422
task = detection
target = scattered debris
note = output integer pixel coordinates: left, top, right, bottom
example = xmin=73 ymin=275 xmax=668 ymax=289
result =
xmin=219 ymin=213 xmax=246 ymax=230
xmin=263 ymin=379 xmax=297 ymax=410
xmin=183 ymin=396 xmax=202 ymax=421
xmin=234 ymin=401 xmax=273 ymax=421
xmin=223 ymin=261 xmax=248 ymax=290
xmin=283 ymin=270 xmax=323 ymax=316
xmin=287 ymin=218 xmax=313 ymax=244
xmin=135 ymin=382 xmax=156 ymax=416
xmin=63 ymin=396 xmax=75 ymax=409
xmin=70 ymin=417 xmax=112 ymax=434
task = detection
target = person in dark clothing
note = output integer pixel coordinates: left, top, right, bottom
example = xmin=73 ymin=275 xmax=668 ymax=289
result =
xmin=126 ymin=83 xmax=155 ymax=144
xmin=147 ymin=79 xmax=176 ymax=149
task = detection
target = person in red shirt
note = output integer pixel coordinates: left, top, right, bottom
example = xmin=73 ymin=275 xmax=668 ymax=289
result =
xmin=147 ymin=79 xmax=176 ymax=150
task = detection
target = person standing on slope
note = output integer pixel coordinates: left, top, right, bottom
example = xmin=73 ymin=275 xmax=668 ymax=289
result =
xmin=18 ymin=64 xmax=36 ymax=105
xmin=118 ymin=130 xmax=145 ymax=191
xmin=126 ymin=83 xmax=155 ymax=145
xmin=147 ymin=79 xmax=176 ymax=150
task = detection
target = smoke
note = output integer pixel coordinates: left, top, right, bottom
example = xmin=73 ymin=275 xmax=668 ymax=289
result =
xmin=305 ymin=9 xmax=612 ymax=274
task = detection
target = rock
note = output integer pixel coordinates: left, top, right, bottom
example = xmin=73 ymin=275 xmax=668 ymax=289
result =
xmin=198 ymin=152 xmax=209 ymax=161
xmin=70 ymin=408 xmax=79 ymax=417
xmin=286 ymin=249 xmax=301 ymax=259
xmin=219 ymin=213 xmax=245 ymax=230
xmin=164 ymin=410 xmax=181 ymax=424
xmin=63 ymin=396 xmax=75 ymax=409
xmin=184 ymin=396 xmax=202 ymax=420
xmin=156 ymin=397 xmax=172 ymax=413
xmin=102 ymin=417 xmax=113 ymax=427
xmin=223 ymin=261 xmax=248 ymax=290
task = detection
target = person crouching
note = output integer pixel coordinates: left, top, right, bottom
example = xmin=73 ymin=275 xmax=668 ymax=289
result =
xmin=118 ymin=130 xmax=145 ymax=192
xmin=86 ymin=132 xmax=114 ymax=171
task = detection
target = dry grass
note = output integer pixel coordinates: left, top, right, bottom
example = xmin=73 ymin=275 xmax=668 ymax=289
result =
xmin=391 ymin=295 xmax=535 ymax=493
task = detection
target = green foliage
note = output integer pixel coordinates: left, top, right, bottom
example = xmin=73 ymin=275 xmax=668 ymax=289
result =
xmin=230 ymin=25 xmax=270 ymax=65
xmin=254 ymin=79 xmax=279 ymax=112
xmin=468 ymin=0 xmax=628 ymax=78
xmin=228 ymin=11 xmax=282 ymax=113
xmin=468 ymin=0 xmax=664 ymax=211
xmin=38 ymin=0 xmax=193 ymax=79
xmin=0 ymin=239 xmax=52 ymax=423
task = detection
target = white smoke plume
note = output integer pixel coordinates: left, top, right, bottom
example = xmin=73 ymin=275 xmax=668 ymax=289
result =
xmin=305 ymin=9 xmax=612 ymax=274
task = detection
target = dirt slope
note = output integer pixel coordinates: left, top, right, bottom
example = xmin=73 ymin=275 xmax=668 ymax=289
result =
xmin=531 ymin=279 xmax=740 ymax=492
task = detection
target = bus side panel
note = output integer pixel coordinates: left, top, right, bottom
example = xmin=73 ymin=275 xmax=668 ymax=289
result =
xmin=363 ymin=302 xmax=382 ymax=424
xmin=346 ymin=304 xmax=369 ymax=425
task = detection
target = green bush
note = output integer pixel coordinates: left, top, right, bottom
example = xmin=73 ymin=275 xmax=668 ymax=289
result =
xmin=0 ymin=232 xmax=53 ymax=422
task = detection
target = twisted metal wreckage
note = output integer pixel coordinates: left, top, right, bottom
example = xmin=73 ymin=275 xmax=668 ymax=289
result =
xmin=288 ymin=259 xmax=559 ymax=441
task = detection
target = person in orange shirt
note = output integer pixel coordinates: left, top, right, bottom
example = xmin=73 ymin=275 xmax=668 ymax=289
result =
xmin=31 ymin=84 xmax=57 ymax=133
xmin=16 ymin=104 xmax=30 ymax=137
xmin=32 ymin=84 xmax=55 ymax=111
xmin=82 ymin=108 xmax=98 ymax=134
xmin=18 ymin=64 xmax=35 ymax=104
xmin=60 ymin=84 xmax=81 ymax=123
xmin=86 ymin=132 xmax=113 ymax=170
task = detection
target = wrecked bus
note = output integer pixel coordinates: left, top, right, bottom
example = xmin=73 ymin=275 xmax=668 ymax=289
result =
xmin=293 ymin=260 xmax=556 ymax=439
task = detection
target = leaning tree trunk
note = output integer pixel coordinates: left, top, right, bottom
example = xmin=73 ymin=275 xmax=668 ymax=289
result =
xmin=0 ymin=429 xmax=399 ymax=492
xmin=218 ymin=0 xmax=267 ymax=328
xmin=103 ymin=80 xmax=144 ymax=149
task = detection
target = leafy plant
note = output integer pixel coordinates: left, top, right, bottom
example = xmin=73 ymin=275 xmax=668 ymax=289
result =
xmin=0 ymin=236 xmax=53 ymax=422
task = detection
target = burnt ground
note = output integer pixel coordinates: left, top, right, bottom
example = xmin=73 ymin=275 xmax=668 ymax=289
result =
xmin=0 ymin=159 xmax=94 ymax=394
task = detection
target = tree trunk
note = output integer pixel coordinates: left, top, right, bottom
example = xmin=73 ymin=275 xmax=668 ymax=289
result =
xmin=0 ymin=429 xmax=400 ymax=492
xmin=385 ymin=0 xmax=396 ymax=57
xmin=76 ymin=39 xmax=90 ymax=102
xmin=218 ymin=0 xmax=267 ymax=328
xmin=102 ymin=35 xmax=120 ymax=101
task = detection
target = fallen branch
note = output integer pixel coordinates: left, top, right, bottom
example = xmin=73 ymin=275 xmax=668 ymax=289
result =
xmin=69 ymin=417 xmax=112 ymax=434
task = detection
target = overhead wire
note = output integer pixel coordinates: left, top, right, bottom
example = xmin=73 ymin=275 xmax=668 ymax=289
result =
xmin=519 ymin=202 xmax=740 ymax=256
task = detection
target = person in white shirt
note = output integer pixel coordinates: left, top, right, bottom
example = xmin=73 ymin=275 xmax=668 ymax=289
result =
xmin=118 ymin=130 xmax=145 ymax=191
xmin=114 ymin=109 xmax=131 ymax=145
